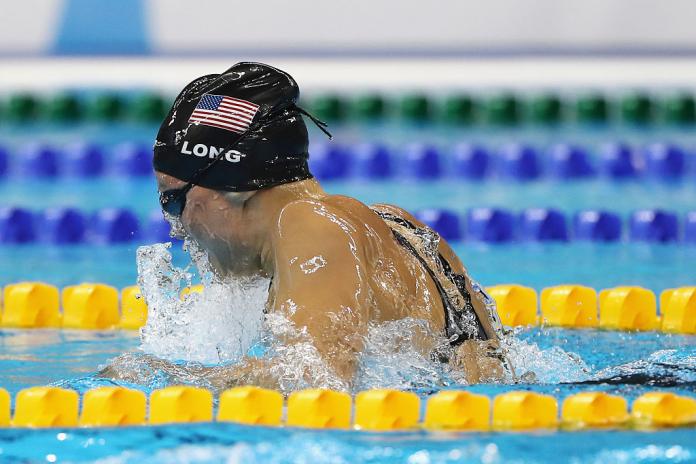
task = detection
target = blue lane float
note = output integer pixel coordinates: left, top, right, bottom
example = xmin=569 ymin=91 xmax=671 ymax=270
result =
xmin=112 ymin=143 xmax=152 ymax=177
xmin=629 ymin=210 xmax=679 ymax=243
xmin=0 ymin=141 xmax=693 ymax=181
xmin=0 ymin=207 xmax=170 ymax=245
xmin=573 ymin=210 xmax=622 ymax=242
xmin=403 ymin=144 xmax=443 ymax=179
xmin=452 ymin=144 xmax=490 ymax=179
xmin=147 ymin=210 xmax=180 ymax=244
xmin=353 ymin=143 xmax=393 ymax=179
xmin=0 ymin=207 xmax=695 ymax=246
xmin=40 ymin=207 xmax=87 ymax=244
xmin=0 ymin=146 xmax=9 ymax=177
xmin=88 ymin=208 xmax=141 ymax=244
xmin=16 ymin=144 xmax=61 ymax=178
xmin=518 ymin=208 xmax=569 ymax=241
xmin=0 ymin=207 xmax=36 ymax=244
xmin=548 ymin=144 xmax=596 ymax=179
xmin=644 ymin=143 xmax=686 ymax=180
xmin=62 ymin=143 xmax=105 ymax=177
xmin=685 ymin=212 xmax=696 ymax=243
xmin=465 ymin=208 xmax=515 ymax=243
xmin=309 ymin=144 xmax=352 ymax=181
xmin=599 ymin=143 xmax=639 ymax=179
xmin=497 ymin=144 xmax=542 ymax=180
xmin=415 ymin=209 xmax=462 ymax=241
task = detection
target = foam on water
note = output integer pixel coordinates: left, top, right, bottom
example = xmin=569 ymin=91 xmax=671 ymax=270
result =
xmin=502 ymin=334 xmax=591 ymax=384
xmin=356 ymin=317 xmax=455 ymax=391
xmin=137 ymin=241 xmax=268 ymax=364
xmin=125 ymin=240 xmax=590 ymax=392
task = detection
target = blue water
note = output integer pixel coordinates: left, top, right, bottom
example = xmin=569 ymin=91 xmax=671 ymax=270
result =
xmin=1 ymin=116 xmax=696 ymax=463
xmin=0 ymin=242 xmax=694 ymax=296
xmin=4 ymin=178 xmax=696 ymax=216
xmin=1 ymin=327 xmax=695 ymax=463
xmin=1 ymin=422 xmax=695 ymax=463
xmin=1 ymin=179 xmax=694 ymax=293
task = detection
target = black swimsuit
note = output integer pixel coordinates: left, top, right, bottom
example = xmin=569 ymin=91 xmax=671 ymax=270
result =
xmin=371 ymin=207 xmax=503 ymax=346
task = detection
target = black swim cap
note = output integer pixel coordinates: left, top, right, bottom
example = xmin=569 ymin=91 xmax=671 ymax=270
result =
xmin=153 ymin=62 xmax=326 ymax=192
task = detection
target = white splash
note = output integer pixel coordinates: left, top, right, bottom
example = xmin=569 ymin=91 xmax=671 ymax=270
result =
xmin=357 ymin=317 xmax=453 ymax=391
xmin=261 ymin=312 xmax=350 ymax=392
xmin=132 ymin=240 xmax=592 ymax=391
xmin=502 ymin=335 xmax=591 ymax=384
xmin=137 ymin=241 xmax=268 ymax=364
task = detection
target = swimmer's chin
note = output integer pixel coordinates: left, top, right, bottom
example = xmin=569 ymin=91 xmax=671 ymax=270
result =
xmin=207 ymin=252 xmax=269 ymax=279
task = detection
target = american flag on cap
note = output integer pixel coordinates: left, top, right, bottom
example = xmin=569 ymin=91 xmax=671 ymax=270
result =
xmin=188 ymin=94 xmax=260 ymax=134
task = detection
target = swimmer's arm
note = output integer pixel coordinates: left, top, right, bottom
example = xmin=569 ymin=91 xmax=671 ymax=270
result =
xmin=268 ymin=200 xmax=371 ymax=382
xmin=101 ymin=202 xmax=368 ymax=391
xmin=209 ymin=201 xmax=370 ymax=388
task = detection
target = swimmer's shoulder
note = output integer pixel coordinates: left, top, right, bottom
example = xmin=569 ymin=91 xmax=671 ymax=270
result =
xmin=323 ymin=195 xmax=403 ymax=233
xmin=272 ymin=198 xmax=377 ymax=272
xmin=274 ymin=197 xmax=358 ymax=239
xmin=274 ymin=195 xmax=391 ymax=241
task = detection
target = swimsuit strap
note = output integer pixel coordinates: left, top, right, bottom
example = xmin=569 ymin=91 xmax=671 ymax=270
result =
xmin=371 ymin=208 xmax=498 ymax=345
xmin=390 ymin=228 xmax=486 ymax=345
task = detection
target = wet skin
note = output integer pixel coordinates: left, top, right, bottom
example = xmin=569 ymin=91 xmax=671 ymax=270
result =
xmin=127 ymin=173 xmax=503 ymax=387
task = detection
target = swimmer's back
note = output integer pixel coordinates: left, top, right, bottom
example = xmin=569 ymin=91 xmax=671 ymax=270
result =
xmin=286 ymin=195 xmax=500 ymax=342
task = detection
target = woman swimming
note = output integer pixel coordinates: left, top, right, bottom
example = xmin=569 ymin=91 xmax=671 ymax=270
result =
xmin=105 ymin=62 xmax=507 ymax=389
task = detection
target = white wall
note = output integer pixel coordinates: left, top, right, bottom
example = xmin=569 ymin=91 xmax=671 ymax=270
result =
xmin=1 ymin=0 xmax=696 ymax=55
xmin=5 ymin=57 xmax=696 ymax=92
xmin=0 ymin=0 xmax=63 ymax=54
xmin=149 ymin=0 xmax=696 ymax=53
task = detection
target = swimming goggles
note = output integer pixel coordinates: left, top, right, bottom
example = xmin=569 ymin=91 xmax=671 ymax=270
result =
xmin=159 ymin=183 xmax=194 ymax=217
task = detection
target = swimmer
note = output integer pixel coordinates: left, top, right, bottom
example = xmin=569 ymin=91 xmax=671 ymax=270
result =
xmin=105 ymin=62 xmax=508 ymax=389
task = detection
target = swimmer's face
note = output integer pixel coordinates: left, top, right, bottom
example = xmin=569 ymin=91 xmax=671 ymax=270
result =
xmin=156 ymin=172 xmax=256 ymax=271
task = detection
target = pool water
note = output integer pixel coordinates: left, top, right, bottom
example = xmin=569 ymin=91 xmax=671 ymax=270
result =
xmin=0 ymin=178 xmax=695 ymax=292
xmin=0 ymin=242 xmax=693 ymax=296
xmin=0 ymin=326 xmax=695 ymax=463
xmin=1 ymin=96 xmax=696 ymax=463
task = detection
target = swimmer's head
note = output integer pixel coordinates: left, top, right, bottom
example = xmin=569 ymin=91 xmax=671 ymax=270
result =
xmin=154 ymin=62 xmax=327 ymax=195
xmin=153 ymin=63 xmax=330 ymax=274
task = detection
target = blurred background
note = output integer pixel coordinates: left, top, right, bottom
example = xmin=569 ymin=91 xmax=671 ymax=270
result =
xmin=1 ymin=0 xmax=696 ymax=292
